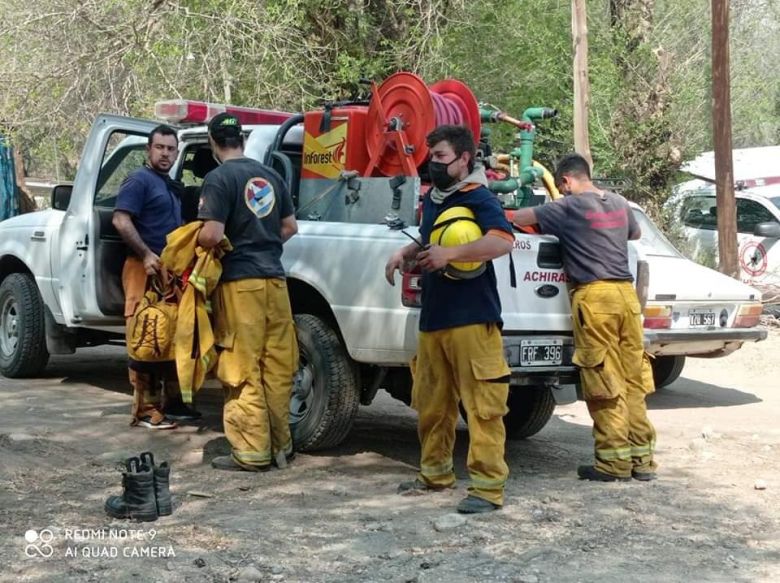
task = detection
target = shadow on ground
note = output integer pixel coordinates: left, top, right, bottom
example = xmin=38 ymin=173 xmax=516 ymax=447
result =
xmin=648 ymin=377 xmax=762 ymax=410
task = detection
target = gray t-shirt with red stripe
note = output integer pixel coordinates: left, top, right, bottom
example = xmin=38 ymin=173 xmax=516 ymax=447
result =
xmin=533 ymin=191 xmax=639 ymax=284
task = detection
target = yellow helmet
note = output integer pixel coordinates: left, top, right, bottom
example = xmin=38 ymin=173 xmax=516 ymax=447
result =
xmin=430 ymin=206 xmax=486 ymax=280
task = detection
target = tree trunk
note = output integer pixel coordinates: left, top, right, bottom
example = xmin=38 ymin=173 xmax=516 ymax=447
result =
xmin=12 ymin=147 xmax=36 ymax=214
xmin=712 ymin=0 xmax=738 ymax=278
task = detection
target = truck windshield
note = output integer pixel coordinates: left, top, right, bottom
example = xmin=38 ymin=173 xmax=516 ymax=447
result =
xmin=631 ymin=208 xmax=682 ymax=257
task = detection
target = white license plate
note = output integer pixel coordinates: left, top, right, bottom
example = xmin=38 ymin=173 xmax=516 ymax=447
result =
xmin=520 ymin=339 xmax=563 ymax=366
xmin=689 ymin=310 xmax=716 ymax=327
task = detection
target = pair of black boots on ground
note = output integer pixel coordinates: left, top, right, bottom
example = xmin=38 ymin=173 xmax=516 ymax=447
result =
xmin=105 ymin=452 xmax=171 ymax=522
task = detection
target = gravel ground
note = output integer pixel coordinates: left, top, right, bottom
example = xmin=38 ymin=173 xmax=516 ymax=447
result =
xmin=1 ymin=330 xmax=779 ymax=582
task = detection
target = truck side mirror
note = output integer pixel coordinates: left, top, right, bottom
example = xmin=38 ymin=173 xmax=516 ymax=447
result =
xmin=52 ymin=185 xmax=73 ymax=211
xmin=753 ymin=221 xmax=780 ymax=238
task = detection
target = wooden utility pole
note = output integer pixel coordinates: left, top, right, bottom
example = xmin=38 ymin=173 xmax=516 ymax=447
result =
xmin=572 ymin=0 xmax=592 ymax=168
xmin=712 ymin=0 xmax=738 ymax=278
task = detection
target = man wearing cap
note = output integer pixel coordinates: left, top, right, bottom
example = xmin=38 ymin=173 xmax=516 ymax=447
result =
xmin=385 ymin=125 xmax=514 ymax=514
xmin=197 ymin=113 xmax=300 ymax=472
xmin=113 ymin=124 xmax=200 ymax=429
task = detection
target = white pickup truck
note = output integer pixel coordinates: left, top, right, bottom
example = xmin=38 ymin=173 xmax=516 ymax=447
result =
xmin=0 ymin=110 xmax=767 ymax=451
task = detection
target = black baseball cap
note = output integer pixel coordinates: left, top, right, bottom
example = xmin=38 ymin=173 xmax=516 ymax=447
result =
xmin=208 ymin=112 xmax=242 ymax=139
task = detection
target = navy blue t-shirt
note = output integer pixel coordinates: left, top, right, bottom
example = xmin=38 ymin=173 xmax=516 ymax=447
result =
xmin=418 ymin=186 xmax=513 ymax=332
xmin=198 ymin=158 xmax=294 ymax=281
xmin=115 ymin=167 xmax=182 ymax=255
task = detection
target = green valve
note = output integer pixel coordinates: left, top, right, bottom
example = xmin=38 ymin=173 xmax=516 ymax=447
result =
xmin=519 ymin=129 xmax=536 ymax=172
xmin=488 ymin=178 xmax=520 ymax=194
xmin=480 ymin=107 xmax=501 ymax=123
xmin=522 ymin=107 xmax=558 ymax=122
xmin=488 ymin=168 xmax=543 ymax=195
xmin=519 ymin=167 xmax=543 ymax=185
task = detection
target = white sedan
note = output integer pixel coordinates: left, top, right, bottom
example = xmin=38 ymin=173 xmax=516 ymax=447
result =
xmin=667 ymin=182 xmax=780 ymax=305
xmin=631 ymin=203 xmax=767 ymax=387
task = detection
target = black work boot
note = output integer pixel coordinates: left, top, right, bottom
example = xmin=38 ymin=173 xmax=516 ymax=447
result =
xmin=164 ymin=399 xmax=202 ymax=421
xmin=272 ymin=450 xmax=295 ymax=470
xmin=632 ymin=469 xmax=657 ymax=482
xmin=105 ymin=457 xmax=159 ymax=522
xmin=397 ymin=478 xmax=454 ymax=495
xmin=211 ymin=455 xmax=270 ymax=472
xmin=140 ymin=452 xmax=172 ymax=516
xmin=457 ymin=495 xmax=501 ymax=514
xmin=577 ymin=465 xmax=631 ymax=482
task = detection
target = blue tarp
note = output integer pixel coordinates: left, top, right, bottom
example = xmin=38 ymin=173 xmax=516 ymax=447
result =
xmin=0 ymin=135 xmax=20 ymax=221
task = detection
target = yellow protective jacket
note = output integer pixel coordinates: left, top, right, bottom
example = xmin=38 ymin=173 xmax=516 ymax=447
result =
xmin=160 ymin=221 xmax=233 ymax=403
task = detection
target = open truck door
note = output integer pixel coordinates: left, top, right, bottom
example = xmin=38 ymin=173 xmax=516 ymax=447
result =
xmin=57 ymin=115 xmax=160 ymax=326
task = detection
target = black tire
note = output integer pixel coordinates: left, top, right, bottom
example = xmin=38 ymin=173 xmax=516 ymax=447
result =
xmin=0 ymin=273 xmax=49 ymax=378
xmin=290 ymin=314 xmax=360 ymax=451
xmin=504 ymin=386 xmax=556 ymax=439
xmin=763 ymin=304 xmax=780 ymax=318
xmin=460 ymin=385 xmax=556 ymax=440
xmin=651 ymin=355 xmax=686 ymax=389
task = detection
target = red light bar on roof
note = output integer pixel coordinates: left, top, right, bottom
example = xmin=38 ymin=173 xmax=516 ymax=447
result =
xmin=154 ymin=99 xmax=294 ymax=126
xmin=735 ymin=176 xmax=780 ymax=189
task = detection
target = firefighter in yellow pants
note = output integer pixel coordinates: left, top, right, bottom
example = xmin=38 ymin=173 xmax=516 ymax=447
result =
xmin=412 ymin=324 xmax=510 ymax=505
xmin=513 ymin=153 xmax=658 ymax=482
xmin=386 ymin=125 xmax=515 ymax=513
xmin=196 ymin=112 xmax=299 ymax=472
xmin=114 ymin=125 xmax=200 ymax=429
xmin=213 ymin=279 xmax=298 ymax=468
xmin=572 ymin=281 xmax=657 ymax=480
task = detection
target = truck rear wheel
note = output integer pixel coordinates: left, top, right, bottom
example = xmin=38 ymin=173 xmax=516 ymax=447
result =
xmin=504 ymin=386 xmax=556 ymax=439
xmin=290 ymin=314 xmax=360 ymax=451
xmin=0 ymin=273 xmax=49 ymax=378
xmin=651 ymin=355 xmax=686 ymax=389
xmin=460 ymin=385 xmax=556 ymax=440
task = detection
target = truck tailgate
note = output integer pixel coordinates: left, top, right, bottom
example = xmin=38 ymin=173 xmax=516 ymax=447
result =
xmin=495 ymin=234 xmax=572 ymax=333
xmin=493 ymin=235 xmax=577 ymax=382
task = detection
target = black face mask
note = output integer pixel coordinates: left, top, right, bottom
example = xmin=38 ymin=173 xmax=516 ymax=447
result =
xmin=428 ymin=158 xmax=458 ymax=190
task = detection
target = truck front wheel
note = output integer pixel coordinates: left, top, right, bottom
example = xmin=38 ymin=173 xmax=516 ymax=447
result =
xmin=290 ymin=314 xmax=360 ymax=451
xmin=0 ymin=273 xmax=49 ymax=378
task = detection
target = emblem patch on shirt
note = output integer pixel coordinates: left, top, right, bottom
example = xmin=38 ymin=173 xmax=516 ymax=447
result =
xmin=244 ymin=177 xmax=276 ymax=219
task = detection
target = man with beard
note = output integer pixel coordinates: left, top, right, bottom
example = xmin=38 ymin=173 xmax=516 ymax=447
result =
xmin=113 ymin=124 xmax=199 ymax=429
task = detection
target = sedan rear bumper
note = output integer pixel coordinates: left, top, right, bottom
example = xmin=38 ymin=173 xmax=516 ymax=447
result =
xmin=645 ymin=328 xmax=767 ymax=343
xmin=644 ymin=327 xmax=767 ymax=357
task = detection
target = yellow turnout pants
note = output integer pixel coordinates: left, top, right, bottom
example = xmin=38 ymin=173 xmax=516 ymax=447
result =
xmin=571 ymin=280 xmax=657 ymax=478
xmin=213 ymin=278 xmax=298 ymax=467
xmin=123 ymin=256 xmax=180 ymax=423
xmin=412 ymin=323 xmax=510 ymax=506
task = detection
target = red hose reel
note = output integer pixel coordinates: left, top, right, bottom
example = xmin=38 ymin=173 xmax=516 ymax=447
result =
xmin=364 ymin=72 xmax=481 ymax=177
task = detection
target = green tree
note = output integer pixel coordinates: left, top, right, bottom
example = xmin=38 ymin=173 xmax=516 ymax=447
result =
xmin=0 ymin=0 xmax=777 ymax=213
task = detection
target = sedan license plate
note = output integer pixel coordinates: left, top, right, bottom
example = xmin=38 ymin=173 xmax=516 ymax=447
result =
xmin=520 ymin=339 xmax=563 ymax=366
xmin=689 ymin=310 xmax=716 ymax=327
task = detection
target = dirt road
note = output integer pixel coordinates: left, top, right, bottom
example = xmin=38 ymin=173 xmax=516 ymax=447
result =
xmin=1 ymin=331 xmax=779 ymax=583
